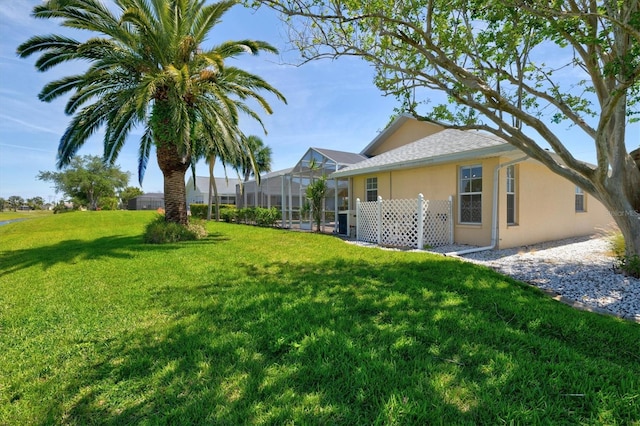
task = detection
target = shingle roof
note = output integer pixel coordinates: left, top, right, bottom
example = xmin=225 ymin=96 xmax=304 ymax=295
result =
xmin=359 ymin=113 xmax=445 ymax=156
xmin=332 ymin=129 xmax=520 ymax=178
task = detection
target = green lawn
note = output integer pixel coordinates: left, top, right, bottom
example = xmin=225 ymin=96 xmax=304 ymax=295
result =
xmin=1 ymin=211 xmax=638 ymax=425
xmin=0 ymin=210 xmax=53 ymax=221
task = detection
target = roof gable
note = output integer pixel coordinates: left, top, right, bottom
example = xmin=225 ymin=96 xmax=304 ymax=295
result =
xmin=360 ymin=114 xmax=445 ymax=157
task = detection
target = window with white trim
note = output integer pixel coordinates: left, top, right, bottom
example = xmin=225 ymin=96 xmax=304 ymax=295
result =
xmin=506 ymin=165 xmax=516 ymax=225
xmin=575 ymin=186 xmax=585 ymax=212
xmin=366 ymin=177 xmax=378 ymax=202
xmin=459 ymin=165 xmax=482 ymax=223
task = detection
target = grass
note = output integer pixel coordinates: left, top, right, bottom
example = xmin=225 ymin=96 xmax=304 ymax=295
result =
xmin=1 ymin=211 xmax=639 ymax=425
xmin=0 ymin=210 xmax=53 ymax=221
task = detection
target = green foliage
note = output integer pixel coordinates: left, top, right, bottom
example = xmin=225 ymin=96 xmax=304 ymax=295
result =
xmin=190 ymin=204 xmax=235 ymax=220
xmin=261 ymin=0 xmax=640 ymax=256
xmin=306 ymin=176 xmax=328 ymax=232
xmin=6 ymin=196 xmax=24 ymax=211
xmin=255 ymin=207 xmax=280 ymax=227
xmin=189 ymin=204 xmax=209 ymax=219
xmin=119 ymin=186 xmax=144 ymax=209
xmin=610 ymin=232 xmax=626 ymax=258
xmin=233 ymin=135 xmax=273 ymax=181
xmin=143 ymin=215 xmax=208 ymax=244
xmin=616 ymin=254 xmax=640 ymax=278
xmin=222 ymin=207 xmax=279 ymax=226
xmin=220 ymin=206 xmax=238 ymax=222
xmin=18 ymin=0 xmax=285 ymax=224
xmin=98 ymin=197 xmax=118 ymax=211
xmin=53 ymin=201 xmax=74 ymax=214
xmin=26 ymin=197 xmax=45 ymax=210
xmin=610 ymin=232 xmax=640 ymax=278
xmin=1 ymin=212 xmax=639 ymax=424
xmin=37 ymin=155 xmax=130 ymax=210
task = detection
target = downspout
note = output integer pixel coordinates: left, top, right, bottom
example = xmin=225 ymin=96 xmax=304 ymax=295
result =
xmin=446 ymin=156 xmax=529 ymax=256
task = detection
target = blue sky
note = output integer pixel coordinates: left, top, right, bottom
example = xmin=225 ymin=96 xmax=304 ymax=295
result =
xmin=1 ymin=1 xmax=638 ymax=201
xmin=0 ymin=1 xmax=398 ymax=201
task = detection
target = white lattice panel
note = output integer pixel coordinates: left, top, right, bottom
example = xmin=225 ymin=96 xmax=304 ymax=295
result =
xmin=381 ymin=198 xmax=419 ymax=248
xmin=357 ymin=201 xmax=378 ymax=243
xmin=357 ymin=197 xmax=452 ymax=249
xmin=423 ymin=200 xmax=452 ymax=247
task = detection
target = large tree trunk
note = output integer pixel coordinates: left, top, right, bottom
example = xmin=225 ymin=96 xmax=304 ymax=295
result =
xmin=156 ymin=143 xmax=190 ymax=225
xmin=598 ymin=178 xmax=640 ymax=259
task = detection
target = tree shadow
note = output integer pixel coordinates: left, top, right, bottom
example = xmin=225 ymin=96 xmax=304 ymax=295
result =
xmin=0 ymin=233 xmax=229 ymax=278
xmin=36 ymin=255 xmax=640 ymax=424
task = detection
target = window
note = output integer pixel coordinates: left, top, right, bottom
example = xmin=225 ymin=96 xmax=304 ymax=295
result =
xmin=459 ymin=165 xmax=482 ymax=223
xmin=506 ymin=165 xmax=516 ymax=225
xmin=366 ymin=177 xmax=378 ymax=202
xmin=575 ymin=186 xmax=585 ymax=212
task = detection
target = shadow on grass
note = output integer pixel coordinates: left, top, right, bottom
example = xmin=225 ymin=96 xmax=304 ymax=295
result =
xmin=0 ymin=233 xmax=229 ymax=278
xmin=37 ymin=255 xmax=640 ymax=424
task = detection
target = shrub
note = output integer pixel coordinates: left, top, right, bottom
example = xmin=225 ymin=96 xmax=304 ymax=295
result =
xmin=143 ymin=215 xmax=208 ymax=244
xmin=610 ymin=232 xmax=626 ymax=258
xmin=190 ymin=203 xmax=236 ymax=220
xmin=256 ymin=207 xmax=280 ymax=227
xmin=221 ymin=207 xmax=237 ymax=223
xmin=98 ymin=197 xmax=118 ymax=211
xmin=610 ymin=232 xmax=640 ymax=278
xmin=615 ymin=255 xmax=640 ymax=278
xmin=237 ymin=207 xmax=256 ymax=224
xmin=190 ymin=204 xmax=208 ymax=219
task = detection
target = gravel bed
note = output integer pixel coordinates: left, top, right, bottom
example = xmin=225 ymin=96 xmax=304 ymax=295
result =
xmin=346 ymin=236 xmax=640 ymax=322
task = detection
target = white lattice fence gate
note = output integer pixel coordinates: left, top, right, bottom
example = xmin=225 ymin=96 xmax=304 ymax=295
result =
xmin=381 ymin=198 xmax=419 ymax=247
xmin=356 ymin=198 xmax=379 ymax=243
xmin=422 ymin=197 xmax=453 ymax=247
xmin=357 ymin=195 xmax=453 ymax=248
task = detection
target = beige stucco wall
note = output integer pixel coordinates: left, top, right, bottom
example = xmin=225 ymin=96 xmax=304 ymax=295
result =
xmin=350 ymin=157 xmax=613 ymax=248
xmin=496 ymin=160 xmax=613 ymax=249
xmin=367 ymin=120 xmax=443 ymax=156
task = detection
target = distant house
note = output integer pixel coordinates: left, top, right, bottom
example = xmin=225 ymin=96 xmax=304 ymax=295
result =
xmin=332 ymin=114 xmax=613 ymax=249
xmin=128 ymin=193 xmax=164 ymax=210
xmin=185 ymin=176 xmax=241 ymax=207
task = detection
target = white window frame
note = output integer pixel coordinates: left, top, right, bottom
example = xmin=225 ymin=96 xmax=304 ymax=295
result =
xmin=459 ymin=165 xmax=483 ymax=224
xmin=366 ymin=177 xmax=378 ymax=202
xmin=506 ymin=165 xmax=517 ymax=225
xmin=575 ymin=186 xmax=586 ymax=212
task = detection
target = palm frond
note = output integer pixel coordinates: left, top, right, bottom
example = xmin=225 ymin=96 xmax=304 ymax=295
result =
xmin=17 ymin=34 xmax=80 ymax=60
xmin=137 ymin=126 xmax=154 ymax=185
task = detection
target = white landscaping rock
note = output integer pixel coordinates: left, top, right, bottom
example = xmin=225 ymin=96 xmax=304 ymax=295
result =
xmin=346 ymin=236 xmax=640 ymax=322
xmin=434 ymin=237 xmax=640 ymax=322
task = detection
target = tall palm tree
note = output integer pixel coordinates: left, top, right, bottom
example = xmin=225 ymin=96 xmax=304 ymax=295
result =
xmin=17 ymin=0 xmax=286 ymax=224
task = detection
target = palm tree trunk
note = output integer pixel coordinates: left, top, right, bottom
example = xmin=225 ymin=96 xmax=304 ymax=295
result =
xmin=207 ymin=157 xmax=222 ymax=221
xmin=156 ymin=143 xmax=189 ymax=225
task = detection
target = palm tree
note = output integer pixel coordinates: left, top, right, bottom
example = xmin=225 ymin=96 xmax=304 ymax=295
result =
xmin=190 ymin=122 xmax=245 ymax=221
xmin=17 ymin=0 xmax=285 ymax=225
xmin=237 ymin=135 xmax=273 ymax=182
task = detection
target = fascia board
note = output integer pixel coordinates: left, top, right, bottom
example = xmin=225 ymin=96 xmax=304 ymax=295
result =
xmin=332 ymin=145 xmax=519 ymax=178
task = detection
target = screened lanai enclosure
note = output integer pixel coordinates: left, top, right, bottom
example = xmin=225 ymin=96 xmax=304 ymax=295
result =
xmin=237 ymin=148 xmax=366 ymax=233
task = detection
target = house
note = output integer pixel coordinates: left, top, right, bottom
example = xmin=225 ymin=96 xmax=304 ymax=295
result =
xmin=239 ymin=147 xmax=367 ymax=230
xmin=128 ymin=193 xmax=164 ymax=210
xmin=185 ymin=176 xmax=242 ymax=207
xmin=332 ymin=114 xmax=613 ymax=249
